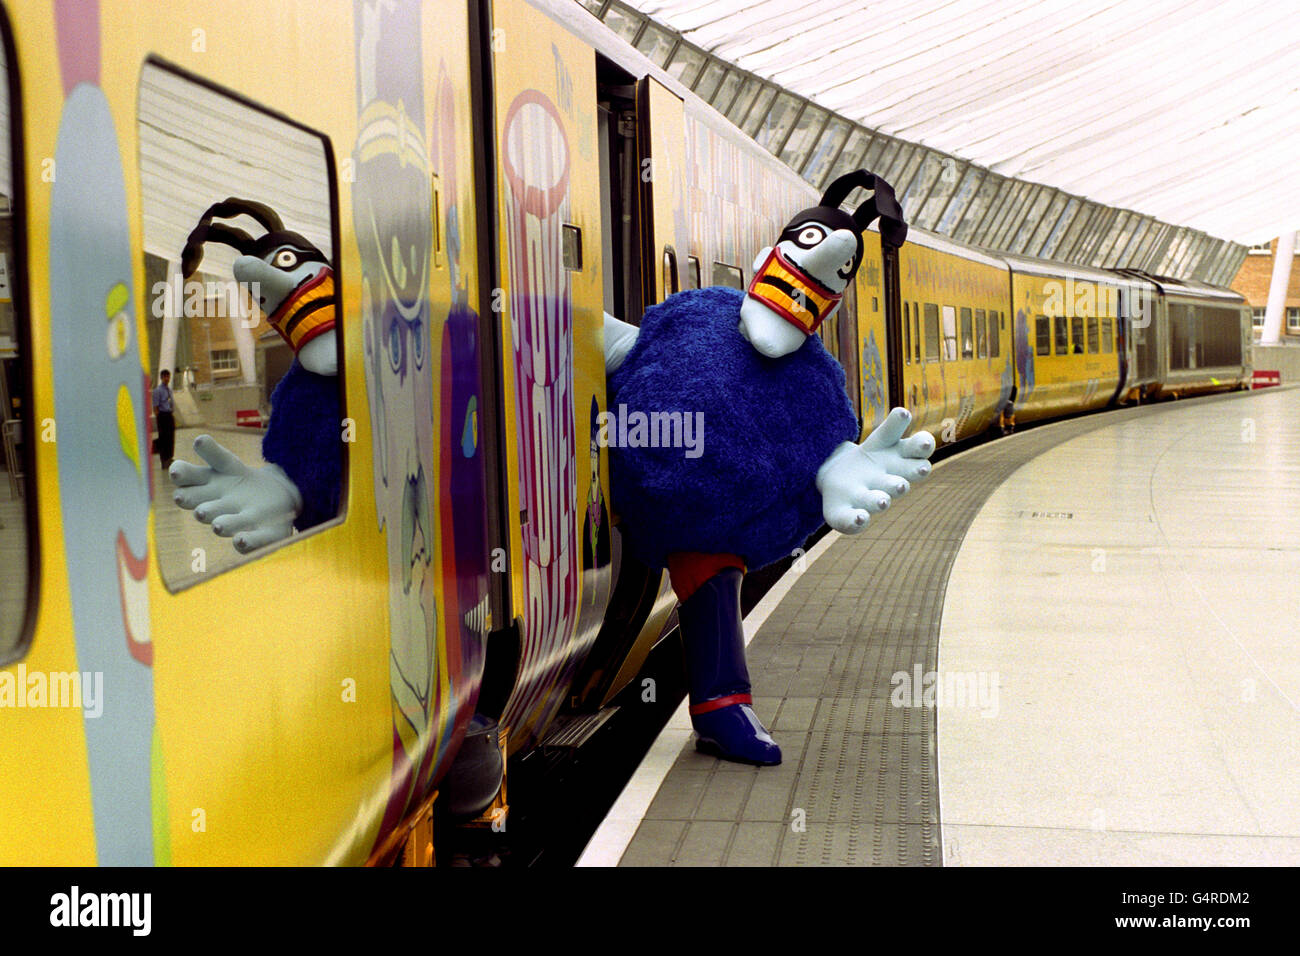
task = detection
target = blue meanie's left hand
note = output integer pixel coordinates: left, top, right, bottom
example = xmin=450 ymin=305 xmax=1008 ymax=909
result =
xmin=816 ymin=407 xmax=935 ymax=534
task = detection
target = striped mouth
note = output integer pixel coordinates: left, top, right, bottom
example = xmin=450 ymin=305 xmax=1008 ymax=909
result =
xmin=267 ymin=268 xmax=336 ymax=354
xmin=746 ymin=246 xmax=842 ymax=334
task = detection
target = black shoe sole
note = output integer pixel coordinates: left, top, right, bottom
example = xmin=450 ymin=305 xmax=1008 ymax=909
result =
xmin=694 ymin=737 xmax=782 ymax=767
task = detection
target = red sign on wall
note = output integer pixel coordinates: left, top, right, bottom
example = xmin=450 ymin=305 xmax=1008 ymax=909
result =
xmin=1252 ymin=370 xmax=1281 ymax=388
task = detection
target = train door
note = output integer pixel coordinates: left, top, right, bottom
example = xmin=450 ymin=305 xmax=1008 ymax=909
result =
xmin=882 ymin=241 xmax=904 ymax=413
xmin=486 ymin=0 xmax=610 ymax=748
xmin=1112 ymin=284 xmax=1132 ymax=403
xmin=636 ymin=76 xmax=689 ymax=307
xmin=851 ymin=229 xmax=890 ymax=435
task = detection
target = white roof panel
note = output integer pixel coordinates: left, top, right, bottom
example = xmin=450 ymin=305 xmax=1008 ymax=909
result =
xmin=625 ymin=0 xmax=1300 ymax=243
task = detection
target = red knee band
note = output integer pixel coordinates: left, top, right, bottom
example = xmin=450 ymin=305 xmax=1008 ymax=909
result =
xmin=667 ymin=551 xmax=746 ymax=602
xmin=688 ymin=693 xmax=753 ymax=716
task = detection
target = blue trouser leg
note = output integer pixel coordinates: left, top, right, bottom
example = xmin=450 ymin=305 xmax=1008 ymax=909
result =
xmin=677 ymin=567 xmax=781 ymax=766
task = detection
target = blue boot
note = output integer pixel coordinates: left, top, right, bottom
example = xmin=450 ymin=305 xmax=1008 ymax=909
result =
xmin=678 ymin=567 xmax=781 ymax=766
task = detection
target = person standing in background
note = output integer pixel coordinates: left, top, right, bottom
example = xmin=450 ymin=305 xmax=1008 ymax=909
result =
xmin=152 ymin=369 xmax=175 ymax=470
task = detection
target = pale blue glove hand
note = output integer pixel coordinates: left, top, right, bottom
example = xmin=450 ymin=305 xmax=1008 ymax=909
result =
xmin=169 ymin=434 xmax=303 ymax=554
xmin=816 ymin=407 xmax=935 ymax=534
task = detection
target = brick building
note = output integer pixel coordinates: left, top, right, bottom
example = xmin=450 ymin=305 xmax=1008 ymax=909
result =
xmin=1230 ymin=237 xmax=1300 ymax=339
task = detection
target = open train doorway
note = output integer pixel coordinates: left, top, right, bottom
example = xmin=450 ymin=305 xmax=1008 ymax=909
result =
xmin=566 ymin=57 xmax=682 ymax=716
xmin=596 ymin=56 xmax=643 ymax=326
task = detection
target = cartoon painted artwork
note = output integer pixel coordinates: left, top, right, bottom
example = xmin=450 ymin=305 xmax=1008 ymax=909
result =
xmin=497 ymin=89 xmax=582 ymax=742
xmin=430 ymin=62 xmax=490 ymax=757
xmin=860 ymin=328 xmax=887 ymax=429
xmin=354 ymin=0 xmax=449 ymax=839
xmin=49 ymin=0 xmax=165 ymax=865
xmin=1015 ymin=305 xmax=1036 ymax=406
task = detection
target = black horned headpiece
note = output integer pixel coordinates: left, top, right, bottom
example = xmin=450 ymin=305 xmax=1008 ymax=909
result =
xmin=180 ymin=197 xmax=325 ymax=279
xmin=777 ymin=169 xmax=909 ymax=263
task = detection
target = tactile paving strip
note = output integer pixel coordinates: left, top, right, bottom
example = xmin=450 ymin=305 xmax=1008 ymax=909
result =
xmin=618 ymin=395 xmax=1244 ymax=866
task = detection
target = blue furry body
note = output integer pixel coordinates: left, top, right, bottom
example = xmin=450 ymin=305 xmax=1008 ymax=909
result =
xmin=262 ymin=360 xmax=341 ymax=531
xmin=607 ymin=286 xmax=858 ymax=570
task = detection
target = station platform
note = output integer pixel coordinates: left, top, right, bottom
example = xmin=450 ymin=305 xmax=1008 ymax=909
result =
xmin=578 ymin=385 xmax=1300 ymax=867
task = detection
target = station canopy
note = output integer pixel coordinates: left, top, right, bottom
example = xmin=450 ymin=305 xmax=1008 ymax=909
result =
xmin=616 ymin=0 xmax=1300 ymax=247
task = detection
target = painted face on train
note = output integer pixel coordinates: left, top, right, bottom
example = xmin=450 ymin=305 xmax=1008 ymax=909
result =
xmin=740 ymin=169 xmax=907 ymax=359
xmin=352 ymin=49 xmax=441 ymax=799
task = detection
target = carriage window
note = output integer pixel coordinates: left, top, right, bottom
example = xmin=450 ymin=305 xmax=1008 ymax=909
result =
xmin=1087 ymin=316 xmax=1099 ymax=354
xmin=1070 ymin=316 xmax=1084 ymax=354
xmin=562 ymin=225 xmax=583 ymax=271
xmin=139 ymin=63 xmax=341 ymax=589
xmin=975 ymin=309 xmax=987 ymax=358
xmin=923 ymin=303 xmax=940 ymax=361
xmin=712 ymin=262 xmax=744 ymax=289
xmin=960 ymin=308 xmax=973 ymax=359
xmin=940 ymin=306 xmax=957 ymax=362
xmin=903 ymin=302 xmax=911 ymax=365
xmin=1035 ymin=315 xmax=1051 ymax=356
xmin=1102 ymin=318 xmax=1114 ymax=353
xmin=989 ymin=311 xmax=1000 ymax=357
xmin=1054 ymin=315 xmax=1069 ymax=355
xmin=0 ymin=25 xmax=33 ymax=663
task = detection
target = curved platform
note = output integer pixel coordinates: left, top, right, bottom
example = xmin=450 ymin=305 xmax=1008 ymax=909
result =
xmin=579 ymin=386 xmax=1300 ymax=866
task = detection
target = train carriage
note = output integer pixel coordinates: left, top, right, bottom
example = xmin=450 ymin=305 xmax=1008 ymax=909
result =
xmin=894 ymin=230 xmax=1011 ymax=444
xmin=1133 ymin=274 xmax=1252 ymax=399
xmin=1005 ymin=254 xmax=1123 ymax=426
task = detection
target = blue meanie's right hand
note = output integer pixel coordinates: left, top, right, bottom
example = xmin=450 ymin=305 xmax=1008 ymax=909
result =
xmin=169 ymin=434 xmax=303 ymax=554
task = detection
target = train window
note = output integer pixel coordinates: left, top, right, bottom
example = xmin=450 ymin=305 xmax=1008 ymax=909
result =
xmin=139 ymin=63 xmax=342 ymax=590
xmin=1168 ymin=303 xmax=1190 ymax=370
xmin=0 ymin=21 xmax=34 ymax=665
xmin=563 ymin=225 xmax=583 ymax=271
xmin=960 ymin=308 xmax=974 ymax=359
xmin=1070 ymin=316 xmax=1084 ymax=354
xmin=1054 ymin=315 xmax=1069 ymax=356
xmin=1102 ymin=318 xmax=1114 ymax=353
xmin=712 ymin=262 xmax=744 ymax=290
xmin=942 ymin=306 xmax=958 ymax=361
xmin=989 ymin=311 xmax=1000 ymax=357
xmin=903 ymin=302 xmax=910 ymax=364
xmin=1035 ymin=316 xmax=1051 ymax=356
xmin=687 ymin=256 xmax=701 ymax=290
xmin=975 ymin=309 xmax=987 ymax=358
xmin=1087 ymin=316 xmax=1100 ymax=354
xmin=923 ymin=304 xmax=940 ymax=361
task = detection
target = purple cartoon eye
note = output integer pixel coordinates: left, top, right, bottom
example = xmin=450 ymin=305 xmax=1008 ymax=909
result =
xmin=387 ymin=316 xmax=406 ymax=377
xmin=410 ymin=317 xmax=425 ymax=370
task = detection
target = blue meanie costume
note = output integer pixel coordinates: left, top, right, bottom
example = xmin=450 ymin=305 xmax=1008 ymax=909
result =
xmin=607 ymin=285 xmax=857 ymax=571
xmin=170 ymin=171 xmax=934 ymax=768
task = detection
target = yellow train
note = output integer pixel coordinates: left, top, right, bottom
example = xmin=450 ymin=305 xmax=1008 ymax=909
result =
xmin=0 ymin=0 xmax=1251 ymax=865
